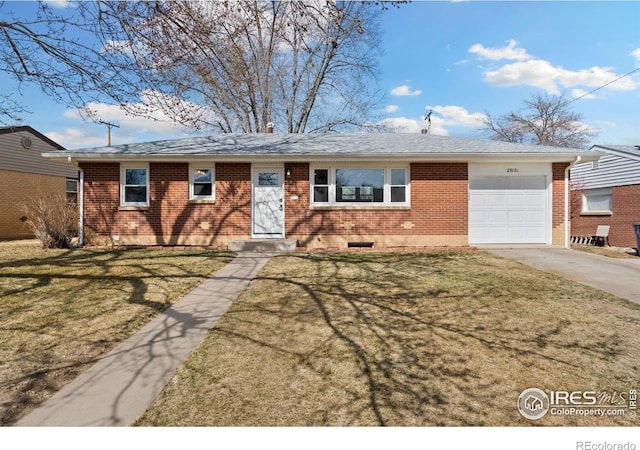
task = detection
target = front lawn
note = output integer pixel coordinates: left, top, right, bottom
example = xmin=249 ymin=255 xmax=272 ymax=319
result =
xmin=0 ymin=240 xmax=233 ymax=425
xmin=136 ymin=251 xmax=640 ymax=426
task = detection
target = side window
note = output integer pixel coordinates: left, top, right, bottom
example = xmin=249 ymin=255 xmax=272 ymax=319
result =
xmin=583 ymin=188 xmax=612 ymax=213
xmin=66 ymin=179 xmax=78 ymax=206
xmin=120 ymin=164 xmax=149 ymax=206
xmin=190 ymin=165 xmax=215 ymax=200
xmin=312 ymin=169 xmax=329 ymax=203
xmin=390 ymin=168 xmax=407 ymax=203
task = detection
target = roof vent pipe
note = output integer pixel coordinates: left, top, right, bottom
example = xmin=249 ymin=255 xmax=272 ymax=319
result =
xmin=266 ymin=122 xmax=274 ymax=133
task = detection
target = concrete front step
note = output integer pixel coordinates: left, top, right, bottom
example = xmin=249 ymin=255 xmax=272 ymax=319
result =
xmin=228 ymin=239 xmax=298 ymax=252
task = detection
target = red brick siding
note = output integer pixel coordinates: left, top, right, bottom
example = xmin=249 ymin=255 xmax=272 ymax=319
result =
xmin=80 ymin=162 xmax=251 ymax=242
xmin=552 ymin=163 xmax=569 ymax=229
xmin=82 ymin=162 xmax=119 ymax=238
xmin=572 ymin=183 xmax=640 ymax=248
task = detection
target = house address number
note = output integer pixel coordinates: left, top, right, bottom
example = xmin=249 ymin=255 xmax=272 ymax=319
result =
xmin=507 ymin=168 xmax=519 ymax=173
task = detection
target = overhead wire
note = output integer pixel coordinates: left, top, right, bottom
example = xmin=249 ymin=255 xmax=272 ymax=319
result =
xmin=568 ymin=67 xmax=640 ymax=104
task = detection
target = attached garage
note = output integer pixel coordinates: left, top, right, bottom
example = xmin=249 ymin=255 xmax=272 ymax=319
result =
xmin=469 ymin=164 xmax=551 ymax=245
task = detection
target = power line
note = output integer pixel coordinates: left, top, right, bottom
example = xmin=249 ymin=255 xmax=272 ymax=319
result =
xmin=568 ymin=67 xmax=640 ymax=104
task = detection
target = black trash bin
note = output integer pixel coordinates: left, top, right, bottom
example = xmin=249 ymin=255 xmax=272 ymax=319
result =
xmin=633 ymin=223 xmax=640 ymax=254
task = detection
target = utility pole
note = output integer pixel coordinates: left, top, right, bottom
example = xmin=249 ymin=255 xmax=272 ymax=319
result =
xmin=98 ymin=121 xmax=120 ymax=146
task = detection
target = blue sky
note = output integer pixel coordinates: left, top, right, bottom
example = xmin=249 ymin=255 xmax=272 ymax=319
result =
xmin=3 ymin=1 xmax=639 ymax=148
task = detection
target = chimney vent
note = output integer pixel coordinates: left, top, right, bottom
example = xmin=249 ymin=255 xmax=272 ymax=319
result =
xmin=266 ymin=122 xmax=274 ymax=133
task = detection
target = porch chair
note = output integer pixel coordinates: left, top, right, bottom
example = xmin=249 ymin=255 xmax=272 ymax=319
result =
xmin=592 ymin=225 xmax=610 ymax=247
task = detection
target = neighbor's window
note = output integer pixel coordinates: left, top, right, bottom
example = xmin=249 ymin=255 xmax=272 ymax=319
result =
xmin=583 ymin=188 xmax=612 ymax=213
xmin=120 ymin=164 xmax=149 ymax=206
xmin=311 ymin=166 xmax=409 ymax=206
xmin=66 ymin=178 xmax=78 ymax=206
xmin=189 ymin=165 xmax=215 ymax=201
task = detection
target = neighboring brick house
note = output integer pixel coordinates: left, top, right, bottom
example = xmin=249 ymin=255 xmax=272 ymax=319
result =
xmin=571 ymin=145 xmax=640 ymax=248
xmin=44 ymin=133 xmax=599 ymax=249
xmin=0 ymin=126 xmax=78 ymax=239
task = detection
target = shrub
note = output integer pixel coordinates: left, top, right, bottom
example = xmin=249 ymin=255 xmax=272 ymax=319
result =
xmin=21 ymin=192 xmax=78 ymax=249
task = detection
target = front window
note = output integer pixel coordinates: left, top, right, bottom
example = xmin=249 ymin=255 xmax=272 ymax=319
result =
xmin=190 ymin=165 xmax=215 ymax=200
xmin=120 ymin=164 xmax=149 ymax=206
xmin=583 ymin=188 xmax=612 ymax=213
xmin=336 ymin=168 xmax=384 ymax=203
xmin=311 ymin=166 xmax=409 ymax=206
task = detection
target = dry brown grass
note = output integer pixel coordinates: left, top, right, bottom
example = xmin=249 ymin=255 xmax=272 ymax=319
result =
xmin=0 ymin=239 xmax=234 ymax=425
xmin=136 ymin=251 xmax=640 ymax=427
xmin=571 ymin=244 xmax=638 ymax=259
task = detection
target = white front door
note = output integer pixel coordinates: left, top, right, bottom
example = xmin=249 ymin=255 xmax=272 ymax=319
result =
xmin=252 ymin=167 xmax=284 ymax=238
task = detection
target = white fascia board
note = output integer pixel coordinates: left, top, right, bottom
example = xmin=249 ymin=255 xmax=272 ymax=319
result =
xmin=44 ymin=151 xmax=603 ymax=164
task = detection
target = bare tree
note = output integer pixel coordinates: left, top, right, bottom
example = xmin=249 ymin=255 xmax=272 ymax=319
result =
xmin=481 ymin=93 xmax=597 ymax=148
xmin=1 ymin=1 xmax=400 ymax=132
xmin=0 ymin=1 xmax=142 ymax=124
xmin=88 ymin=0 xmax=388 ymax=133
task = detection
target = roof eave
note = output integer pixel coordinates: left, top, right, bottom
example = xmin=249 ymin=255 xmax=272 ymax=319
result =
xmin=44 ymin=151 xmax=602 ymax=164
xmin=590 ymin=145 xmax=640 ymax=162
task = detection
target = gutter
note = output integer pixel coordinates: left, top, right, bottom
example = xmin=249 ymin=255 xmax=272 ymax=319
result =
xmin=564 ymin=156 xmax=582 ymax=249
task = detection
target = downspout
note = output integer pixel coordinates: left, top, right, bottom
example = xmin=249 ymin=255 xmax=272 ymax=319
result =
xmin=564 ymin=156 xmax=581 ymax=249
xmin=79 ymin=168 xmax=85 ymax=246
xmin=69 ymin=156 xmax=84 ymax=247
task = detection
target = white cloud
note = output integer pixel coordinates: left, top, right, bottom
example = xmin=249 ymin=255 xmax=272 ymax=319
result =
xmin=468 ymin=39 xmax=532 ymax=61
xmin=379 ymin=105 xmax=484 ymax=135
xmin=46 ymin=128 xmax=109 ymax=149
xmin=385 ymin=105 xmax=399 ymax=113
xmin=50 ymin=90 xmax=218 ymax=148
xmin=632 ymin=48 xmax=640 ymax=65
xmin=42 ymin=0 xmax=74 ymax=8
xmin=378 ymin=117 xmax=426 ymax=134
xmin=483 ymin=60 xmax=637 ymax=95
xmin=571 ymin=89 xmax=596 ymax=100
xmin=391 ymin=85 xmax=422 ymax=97
xmin=428 ymin=105 xmax=486 ymax=128
xmin=101 ymin=40 xmax=135 ymax=57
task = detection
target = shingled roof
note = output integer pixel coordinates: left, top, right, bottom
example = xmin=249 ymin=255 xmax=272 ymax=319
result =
xmin=591 ymin=145 xmax=640 ymax=161
xmin=44 ymin=133 xmax=601 ymax=162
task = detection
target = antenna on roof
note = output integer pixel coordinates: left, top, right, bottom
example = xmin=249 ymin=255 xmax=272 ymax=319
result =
xmin=421 ymin=110 xmax=432 ymax=134
xmin=98 ymin=121 xmax=120 ymax=146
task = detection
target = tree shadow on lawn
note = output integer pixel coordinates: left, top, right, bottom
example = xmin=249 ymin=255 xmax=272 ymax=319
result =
xmin=0 ymin=247 xmax=233 ymax=425
xmin=207 ymin=251 xmax=636 ymax=426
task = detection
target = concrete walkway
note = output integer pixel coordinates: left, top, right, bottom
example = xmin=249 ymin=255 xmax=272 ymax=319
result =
xmin=16 ymin=252 xmax=277 ymax=427
xmin=486 ymin=247 xmax=640 ymax=305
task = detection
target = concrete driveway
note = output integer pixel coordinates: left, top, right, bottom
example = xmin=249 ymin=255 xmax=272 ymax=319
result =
xmin=486 ymin=247 xmax=640 ymax=306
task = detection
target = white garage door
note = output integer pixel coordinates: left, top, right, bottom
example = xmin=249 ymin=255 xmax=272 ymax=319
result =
xmin=469 ymin=176 xmax=547 ymax=244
